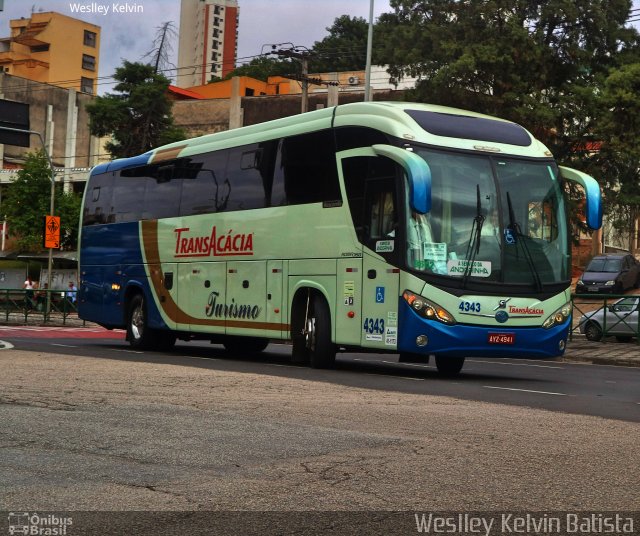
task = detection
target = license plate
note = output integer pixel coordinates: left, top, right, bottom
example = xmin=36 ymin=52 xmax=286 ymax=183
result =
xmin=488 ymin=333 xmax=515 ymax=344
xmin=588 ymin=287 xmax=599 ymax=292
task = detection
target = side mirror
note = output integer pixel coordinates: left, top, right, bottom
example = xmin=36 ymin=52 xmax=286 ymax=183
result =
xmin=558 ymin=166 xmax=602 ymax=230
xmin=372 ymin=144 xmax=431 ymax=214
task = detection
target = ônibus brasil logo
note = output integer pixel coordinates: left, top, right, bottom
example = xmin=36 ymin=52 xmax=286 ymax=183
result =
xmin=174 ymin=227 xmax=254 ymax=258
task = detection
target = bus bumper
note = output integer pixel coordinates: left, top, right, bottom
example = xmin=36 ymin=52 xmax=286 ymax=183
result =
xmin=397 ymin=300 xmax=569 ymax=359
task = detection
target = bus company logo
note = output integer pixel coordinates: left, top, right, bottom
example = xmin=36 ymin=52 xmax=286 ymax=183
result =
xmin=205 ymin=291 xmax=261 ymax=320
xmin=8 ymin=512 xmax=73 ymax=535
xmin=508 ymin=305 xmax=544 ymax=316
xmin=174 ymin=227 xmax=254 ymax=258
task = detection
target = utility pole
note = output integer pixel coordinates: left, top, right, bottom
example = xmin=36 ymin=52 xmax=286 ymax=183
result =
xmin=271 ymin=45 xmax=312 ymax=114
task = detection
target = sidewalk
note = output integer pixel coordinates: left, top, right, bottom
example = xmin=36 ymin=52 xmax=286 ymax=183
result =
xmin=562 ymin=335 xmax=640 ymax=367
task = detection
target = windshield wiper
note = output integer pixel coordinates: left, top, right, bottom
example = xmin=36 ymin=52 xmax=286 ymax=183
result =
xmin=461 ymin=184 xmax=485 ymax=288
xmin=506 ymin=191 xmax=542 ymax=292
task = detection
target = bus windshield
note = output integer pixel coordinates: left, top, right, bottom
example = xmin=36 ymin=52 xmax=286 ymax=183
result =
xmin=406 ymin=148 xmax=570 ymax=287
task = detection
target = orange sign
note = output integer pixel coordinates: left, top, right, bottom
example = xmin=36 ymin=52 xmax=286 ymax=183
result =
xmin=43 ymin=215 xmax=61 ymax=249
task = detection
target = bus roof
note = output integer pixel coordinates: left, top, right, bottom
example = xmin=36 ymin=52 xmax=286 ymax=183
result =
xmin=92 ymin=102 xmax=551 ymax=175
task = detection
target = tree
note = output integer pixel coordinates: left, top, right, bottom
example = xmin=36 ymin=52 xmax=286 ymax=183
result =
xmin=0 ymin=151 xmax=81 ymax=252
xmin=309 ymin=15 xmax=373 ymax=73
xmin=590 ymin=62 xmax=640 ymax=249
xmin=377 ymin=0 xmax=638 ymax=161
xmin=86 ymin=61 xmax=186 ymax=159
xmin=142 ymin=21 xmax=178 ymax=76
xmin=223 ymin=55 xmax=293 ymax=82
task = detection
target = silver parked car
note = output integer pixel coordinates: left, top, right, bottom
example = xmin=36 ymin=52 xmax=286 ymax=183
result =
xmin=578 ymin=296 xmax=640 ymax=342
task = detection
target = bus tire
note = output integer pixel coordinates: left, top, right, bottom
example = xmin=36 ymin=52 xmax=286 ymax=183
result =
xmin=126 ymin=293 xmax=154 ymax=350
xmin=224 ymin=336 xmax=269 ymax=355
xmin=308 ymin=295 xmax=336 ymax=368
xmin=292 ymin=293 xmax=336 ymax=368
xmin=435 ymin=356 xmax=465 ymax=376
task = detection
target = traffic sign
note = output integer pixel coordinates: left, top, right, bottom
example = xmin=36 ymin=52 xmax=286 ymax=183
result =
xmin=43 ymin=215 xmax=61 ymax=249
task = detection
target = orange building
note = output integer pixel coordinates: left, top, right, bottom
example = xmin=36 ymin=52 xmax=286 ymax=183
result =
xmin=0 ymin=12 xmax=101 ymax=94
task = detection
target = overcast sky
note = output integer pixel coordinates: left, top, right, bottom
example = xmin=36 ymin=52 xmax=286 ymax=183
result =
xmin=1 ymin=0 xmax=392 ymax=93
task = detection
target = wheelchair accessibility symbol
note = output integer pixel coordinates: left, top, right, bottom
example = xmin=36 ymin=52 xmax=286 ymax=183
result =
xmin=375 ymin=287 xmax=385 ymax=304
xmin=504 ymin=228 xmax=517 ymax=245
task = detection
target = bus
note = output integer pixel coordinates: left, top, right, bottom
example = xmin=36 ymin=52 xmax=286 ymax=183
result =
xmin=78 ymin=102 xmax=602 ymax=375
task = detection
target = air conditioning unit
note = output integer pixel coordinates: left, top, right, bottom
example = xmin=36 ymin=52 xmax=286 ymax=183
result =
xmin=347 ymin=76 xmax=360 ymax=85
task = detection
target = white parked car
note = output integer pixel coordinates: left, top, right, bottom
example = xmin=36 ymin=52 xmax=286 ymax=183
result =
xmin=578 ymin=297 xmax=640 ymax=342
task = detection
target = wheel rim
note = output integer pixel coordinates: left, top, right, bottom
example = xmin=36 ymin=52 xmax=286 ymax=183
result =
xmin=131 ymin=303 xmax=144 ymax=341
xmin=304 ymin=316 xmax=316 ymax=351
xmin=585 ymin=323 xmax=599 ymax=340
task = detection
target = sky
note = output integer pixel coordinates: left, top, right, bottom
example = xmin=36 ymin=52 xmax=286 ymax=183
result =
xmin=0 ymin=0 xmax=393 ymax=93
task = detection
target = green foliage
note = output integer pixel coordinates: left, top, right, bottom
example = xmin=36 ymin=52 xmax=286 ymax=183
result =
xmin=1 ymin=151 xmax=81 ymax=252
xmin=86 ymin=61 xmax=186 ymax=159
xmin=224 ymin=56 xmax=293 ymax=82
xmin=590 ymin=63 xmax=640 ymax=243
xmin=309 ymin=15 xmax=372 ymax=73
xmin=377 ymin=0 xmax=636 ymax=157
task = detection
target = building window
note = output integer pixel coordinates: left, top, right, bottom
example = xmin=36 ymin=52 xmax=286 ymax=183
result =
xmin=212 ymin=40 xmax=219 ymax=50
xmin=213 ymin=17 xmax=220 ymax=26
xmin=81 ymin=77 xmax=94 ymax=94
xmin=82 ymin=54 xmax=96 ymax=71
xmin=84 ymin=30 xmax=97 ymax=47
xmin=30 ymin=44 xmax=50 ymax=53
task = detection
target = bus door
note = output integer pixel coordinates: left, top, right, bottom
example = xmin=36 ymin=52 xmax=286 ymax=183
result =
xmin=177 ymin=261 xmax=227 ymax=334
xmin=226 ymin=260 xmax=268 ymax=337
xmin=361 ymin=178 xmax=401 ymax=350
xmin=338 ymin=150 xmax=401 ymax=351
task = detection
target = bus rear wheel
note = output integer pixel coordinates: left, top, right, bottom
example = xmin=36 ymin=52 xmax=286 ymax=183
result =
xmin=435 ymin=356 xmax=465 ymax=376
xmin=292 ymin=293 xmax=336 ymax=368
xmin=127 ymin=294 xmax=152 ymax=349
xmin=126 ymin=294 xmax=175 ymax=351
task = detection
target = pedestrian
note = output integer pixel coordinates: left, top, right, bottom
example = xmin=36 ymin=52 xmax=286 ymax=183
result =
xmin=66 ymin=281 xmax=78 ymax=304
xmin=23 ymin=276 xmax=35 ymax=309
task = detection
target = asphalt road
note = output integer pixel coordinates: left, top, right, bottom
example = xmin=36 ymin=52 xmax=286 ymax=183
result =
xmin=1 ymin=330 xmax=638 ymax=423
xmin=1 ymin=331 xmax=638 ymax=535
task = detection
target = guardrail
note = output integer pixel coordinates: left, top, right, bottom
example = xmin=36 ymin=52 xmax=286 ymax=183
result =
xmin=0 ymin=288 xmax=83 ymax=325
xmin=570 ymin=293 xmax=640 ymax=343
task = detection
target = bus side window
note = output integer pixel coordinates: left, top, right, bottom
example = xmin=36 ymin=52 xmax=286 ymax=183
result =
xmin=181 ymin=151 xmax=229 ymax=216
xmin=225 ymin=140 xmax=278 ymax=211
xmin=82 ymin=172 xmax=114 ymax=226
xmin=141 ymin=164 xmax=183 ymax=220
xmin=277 ymin=130 xmax=341 ymax=205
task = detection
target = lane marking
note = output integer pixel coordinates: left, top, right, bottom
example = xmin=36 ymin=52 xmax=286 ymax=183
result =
xmin=50 ymin=343 xmax=79 ymax=348
xmin=0 ymin=340 xmax=14 ymax=350
xmin=366 ymin=373 xmax=424 ymax=381
xmin=483 ymin=385 xmax=568 ymax=396
xmin=471 ymin=359 xmax=563 ymax=369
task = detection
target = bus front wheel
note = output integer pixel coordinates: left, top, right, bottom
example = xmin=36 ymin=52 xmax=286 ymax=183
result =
xmin=292 ymin=293 xmax=336 ymax=368
xmin=435 ymin=356 xmax=465 ymax=376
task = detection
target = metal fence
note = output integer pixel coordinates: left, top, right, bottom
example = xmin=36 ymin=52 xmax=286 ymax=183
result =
xmin=0 ymin=288 xmax=84 ymax=325
xmin=570 ymin=293 xmax=640 ymax=343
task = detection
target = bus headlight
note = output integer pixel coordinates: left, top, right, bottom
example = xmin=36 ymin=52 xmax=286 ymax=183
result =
xmin=402 ymin=290 xmax=456 ymax=325
xmin=542 ymin=302 xmax=571 ymax=329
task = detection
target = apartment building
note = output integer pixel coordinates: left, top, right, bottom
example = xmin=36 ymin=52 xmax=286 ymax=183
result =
xmin=177 ymin=0 xmax=239 ymax=88
xmin=0 ymin=11 xmax=101 ymax=95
